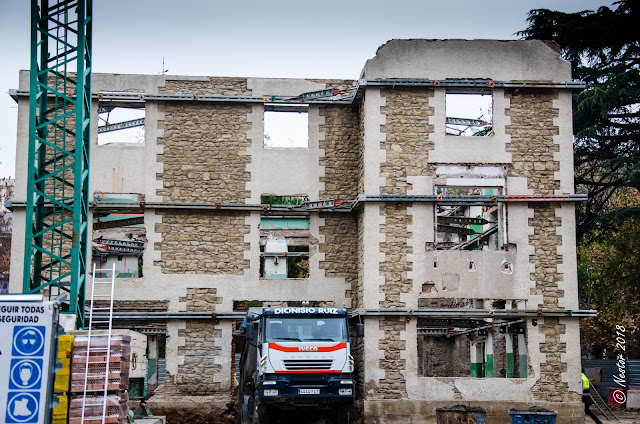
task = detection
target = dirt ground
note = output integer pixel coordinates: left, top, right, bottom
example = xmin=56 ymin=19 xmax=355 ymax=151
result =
xmin=587 ymin=409 xmax=640 ymax=424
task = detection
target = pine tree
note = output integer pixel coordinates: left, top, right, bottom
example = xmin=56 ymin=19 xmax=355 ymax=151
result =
xmin=519 ymin=0 xmax=640 ymax=242
xmin=519 ymin=1 xmax=640 ymax=358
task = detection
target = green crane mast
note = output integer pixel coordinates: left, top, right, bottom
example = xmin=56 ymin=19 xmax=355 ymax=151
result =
xmin=24 ymin=0 xmax=93 ymax=328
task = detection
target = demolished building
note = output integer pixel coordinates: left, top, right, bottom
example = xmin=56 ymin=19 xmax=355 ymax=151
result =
xmin=9 ymin=39 xmax=587 ymax=423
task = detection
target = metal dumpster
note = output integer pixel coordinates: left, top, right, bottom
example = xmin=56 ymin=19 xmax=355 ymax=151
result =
xmin=509 ymin=407 xmax=557 ymax=424
xmin=436 ymin=405 xmax=487 ymax=424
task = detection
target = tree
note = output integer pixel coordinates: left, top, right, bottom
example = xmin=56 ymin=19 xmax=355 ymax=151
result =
xmin=0 ymin=178 xmax=13 ymax=292
xmin=520 ymin=1 xmax=640 ymax=358
xmin=519 ymin=0 xmax=640 ymax=242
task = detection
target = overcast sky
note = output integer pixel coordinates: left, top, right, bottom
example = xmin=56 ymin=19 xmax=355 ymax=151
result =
xmin=0 ymin=0 xmax=616 ymax=179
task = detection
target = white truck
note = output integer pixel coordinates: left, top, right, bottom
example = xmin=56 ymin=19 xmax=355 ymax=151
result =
xmin=237 ymin=306 xmax=361 ymax=423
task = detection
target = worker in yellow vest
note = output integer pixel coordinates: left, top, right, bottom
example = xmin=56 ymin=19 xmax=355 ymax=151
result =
xmin=582 ymin=370 xmax=603 ymax=424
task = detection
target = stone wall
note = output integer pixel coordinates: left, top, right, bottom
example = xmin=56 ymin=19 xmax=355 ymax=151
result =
xmin=176 ymin=288 xmax=224 ymax=395
xmin=378 ymin=204 xmax=412 ymax=308
xmin=355 ymin=212 xmax=365 ymax=308
xmin=372 ymin=87 xmax=434 ymax=401
xmin=358 ymin=102 xmax=365 ymax=195
xmin=318 ymin=106 xmax=359 ymax=200
xmin=318 ymin=214 xmax=358 ymax=302
xmin=529 ymin=204 xmax=564 ymax=309
xmin=156 ymin=103 xmax=252 ymax=203
xmin=528 ymin=204 xmax=571 ymax=401
xmin=531 ymin=317 xmax=570 ymax=402
xmin=154 ymin=211 xmax=250 ymax=274
xmin=154 ymin=99 xmax=252 ymax=275
xmin=160 ymin=77 xmax=251 ymax=96
xmin=506 ymin=89 xmax=570 ymax=401
xmin=380 ymin=87 xmax=433 ymax=195
xmin=505 ymin=90 xmax=560 ymax=194
xmin=377 ymin=317 xmax=407 ymax=399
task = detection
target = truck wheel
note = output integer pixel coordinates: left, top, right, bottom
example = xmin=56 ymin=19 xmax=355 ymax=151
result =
xmin=239 ymin=395 xmax=252 ymax=424
xmin=334 ymin=406 xmax=350 ymax=424
xmin=253 ymin=405 xmax=271 ymax=424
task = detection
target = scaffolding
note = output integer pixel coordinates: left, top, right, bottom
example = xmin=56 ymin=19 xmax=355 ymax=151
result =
xmin=23 ymin=0 xmax=93 ymax=327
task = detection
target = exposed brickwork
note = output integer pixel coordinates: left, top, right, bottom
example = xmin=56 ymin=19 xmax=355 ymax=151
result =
xmin=355 ymin=212 xmax=365 ymax=309
xmin=505 ymin=90 xmax=560 ymax=194
xmin=376 ymin=205 xmax=412 ymax=400
xmin=307 ymin=79 xmax=356 ymax=93
xmin=417 ymin=335 xmax=471 ymax=377
xmin=93 ymin=300 xmax=168 ymax=311
xmin=177 ymin=288 xmax=224 ymax=395
xmin=181 ymin=287 xmax=223 ymax=311
xmin=378 ymin=204 xmax=412 ymax=308
xmin=493 ymin=330 xmax=507 ymax=378
xmin=154 ymin=211 xmax=250 ymax=274
xmin=380 ymin=87 xmax=434 ymax=195
xmin=532 ymin=318 xmax=569 ymax=402
xmin=157 ymin=103 xmax=252 ymax=203
xmin=528 ymin=203 xmax=564 ymax=309
xmin=160 ymin=77 xmax=251 ymax=96
xmin=318 ymin=106 xmax=359 ymax=200
xmin=378 ymin=317 xmax=407 ymax=399
xmin=358 ymin=103 xmax=365 ymax=195
xmin=318 ymin=214 xmax=358 ymax=302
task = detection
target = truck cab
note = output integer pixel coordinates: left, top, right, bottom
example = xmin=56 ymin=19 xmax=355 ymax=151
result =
xmin=237 ymin=306 xmax=357 ymax=423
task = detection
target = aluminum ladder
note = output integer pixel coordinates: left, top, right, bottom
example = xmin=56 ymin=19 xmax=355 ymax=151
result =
xmin=81 ymin=263 xmax=116 ymax=424
xmin=590 ymin=383 xmax=619 ymax=421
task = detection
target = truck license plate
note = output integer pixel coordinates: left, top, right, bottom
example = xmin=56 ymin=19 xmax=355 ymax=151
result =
xmin=298 ymin=388 xmax=320 ymax=395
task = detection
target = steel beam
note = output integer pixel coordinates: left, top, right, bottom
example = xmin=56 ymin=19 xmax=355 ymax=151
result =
xmin=7 ymin=192 xmax=588 ymax=215
xmin=97 ymin=118 xmax=145 ymax=133
xmin=354 ymin=308 xmax=598 ymax=318
xmin=87 ymin=308 xmax=597 ymax=324
xmin=9 ymin=77 xmax=586 ymax=108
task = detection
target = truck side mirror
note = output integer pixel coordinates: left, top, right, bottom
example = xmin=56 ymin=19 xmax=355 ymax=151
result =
xmin=356 ymin=323 xmax=364 ymax=338
xmin=247 ymin=323 xmax=255 ymax=341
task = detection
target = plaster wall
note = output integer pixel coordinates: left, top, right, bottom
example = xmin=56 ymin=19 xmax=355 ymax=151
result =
xmin=245 ymin=104 xmax=322 ymax=203
xmin=425 ymin=251 xmax=519 ymax=299
xmin=362 ymin=39 xmax=571 ymax=81
xmin=361 ymin=88 xmax=386 ymax=194
xmin=429 ymin=88 xmax=512 ymax=164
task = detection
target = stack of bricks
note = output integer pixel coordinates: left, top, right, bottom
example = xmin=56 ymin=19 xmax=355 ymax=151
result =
xmin=68 ymin=335 xmax=131 ymax=424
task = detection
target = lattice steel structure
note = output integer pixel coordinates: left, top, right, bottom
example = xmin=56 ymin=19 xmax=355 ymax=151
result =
xmin=24 ymin=0 xmax=93 ymax=327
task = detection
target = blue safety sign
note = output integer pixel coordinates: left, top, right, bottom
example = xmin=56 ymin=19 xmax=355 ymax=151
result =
xmin=12 ymin=326 xmax=45 ymax=357
xmin=5 ymin=392 xmax=40 ymax=423
xmin=0 ymin=296 xmax=57 ymax=424
xmin=9 ymin=359 xmax=43 ymax=390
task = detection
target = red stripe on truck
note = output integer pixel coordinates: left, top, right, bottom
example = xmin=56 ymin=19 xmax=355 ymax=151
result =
xmin=274 ymin=370 xmax=342 ymax=374
xmin=268 ymin=342 xmax=346 ymax=352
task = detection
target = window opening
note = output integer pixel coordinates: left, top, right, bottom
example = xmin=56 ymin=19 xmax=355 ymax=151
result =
xmin=264 ymin=109 xmax=308 ymax=148
xmin=91 ymin=192 xmax=145 ymax=278
xmin=417 ymin=320 xmax=526 ymax=378
xmin=260 ymin=195 xmax=306 ymax=206
xmin=259 ymin=195 xmax=310 ymax=279
xmin=445 ymin=92 xmax=492 ymax=136
xmin=260 ymin=241 xmax=310 ymax=279
xmin=435 ymin=186 xmax=502 ymax=251
xmin=98 ymin=106 xmax=145 ymax=145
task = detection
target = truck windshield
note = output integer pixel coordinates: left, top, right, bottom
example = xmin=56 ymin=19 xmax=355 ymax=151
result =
xmin=265 ymin=317 xmax=348 ymax=343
